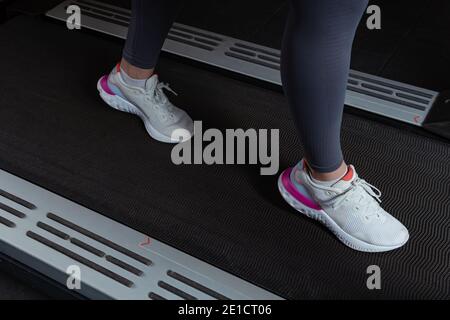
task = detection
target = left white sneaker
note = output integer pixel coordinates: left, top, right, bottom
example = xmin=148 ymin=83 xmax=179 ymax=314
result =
xmin=97 ymin=64 xmax=194 ymax=143
xmin=278 ymin=159 xmax=409 ymax=252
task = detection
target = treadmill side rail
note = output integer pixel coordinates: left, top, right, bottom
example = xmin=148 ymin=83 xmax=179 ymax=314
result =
xmin=46 ymin=0 xmax=439 ymax=127
xmin=0 ymin=169 xmax=283 ymax=300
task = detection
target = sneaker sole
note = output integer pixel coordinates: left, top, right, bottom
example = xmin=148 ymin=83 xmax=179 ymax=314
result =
xmin=278 ymin=168 xmax=409 ymax=252
xmin=97 ymin=76 xmax=190 ymax=144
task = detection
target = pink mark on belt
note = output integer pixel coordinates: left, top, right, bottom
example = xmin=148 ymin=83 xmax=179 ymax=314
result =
xmin=281 ymin=168 xmax=322 ymax=210
xmin=100 ymin=75 xmax=115 ymax=95
xmin=139 ymin=236 xmax=151 ymax=247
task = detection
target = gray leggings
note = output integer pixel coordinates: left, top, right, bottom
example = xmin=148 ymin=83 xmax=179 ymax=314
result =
xmin=123 ymin=0 xmax=369 ymax=173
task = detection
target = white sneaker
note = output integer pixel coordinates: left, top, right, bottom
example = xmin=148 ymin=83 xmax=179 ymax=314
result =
xmin=97 ymin=64 xmax=194 ymax=143
xmin=278 ymin=159 xmax=409 ymax=252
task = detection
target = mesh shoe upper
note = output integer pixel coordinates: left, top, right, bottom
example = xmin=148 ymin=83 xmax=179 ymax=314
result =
xmin=294 ymin=160 xmax=409 ymax=247
xmin=108 ymin=67 xmax=194 ymax=140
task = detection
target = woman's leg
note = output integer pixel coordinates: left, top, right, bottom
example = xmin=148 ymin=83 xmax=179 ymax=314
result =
xmin=122 ymin=0 xmax=184 ymax=79
xmin=281 ymin=0 xmax=368 ymax=180
xmin=98 ymin=0 xmax=193 ymax=143
xmin=279 ymin=0 xmax=409 ymax=252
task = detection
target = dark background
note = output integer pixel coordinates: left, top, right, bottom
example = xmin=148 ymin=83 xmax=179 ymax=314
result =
xmin=7 ymin=0 xmax=450 ymax=90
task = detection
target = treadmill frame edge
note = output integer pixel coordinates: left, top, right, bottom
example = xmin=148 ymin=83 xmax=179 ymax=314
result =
xmin=0 ymin=168 xmax=283 ymax=300
xmin=46 ymin=0 xmax=440 ymax=127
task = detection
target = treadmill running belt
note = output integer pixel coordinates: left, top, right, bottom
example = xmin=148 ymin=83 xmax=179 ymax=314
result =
xmin=0 ymin=16 xmax=449 ymax=299
xmin=0 ymin=272 xmax=48 ymax=300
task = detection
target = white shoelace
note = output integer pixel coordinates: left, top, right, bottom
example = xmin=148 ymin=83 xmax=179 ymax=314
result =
xmin=157 ymin=82 xmax=178 ymax=97
xmin=321 ymin=178 xmax=383 ymax=219
xmin=145 ymin=81 xmax=178 ymax=122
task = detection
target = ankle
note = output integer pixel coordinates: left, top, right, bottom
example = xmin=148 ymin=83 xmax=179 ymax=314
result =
xmin=120 ymin=58 xmax=154 ymax=80
xmin=309 ymin=161 xmax=348 ymax=182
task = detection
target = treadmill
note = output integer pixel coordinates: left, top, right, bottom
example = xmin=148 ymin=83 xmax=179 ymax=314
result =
xmin=0 ymin=0 xmax=449 ymax=300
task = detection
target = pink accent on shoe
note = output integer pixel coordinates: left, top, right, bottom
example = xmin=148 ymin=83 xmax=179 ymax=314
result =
xmin=341 ymin=166 xmax=354 ymax=181
xmin=281 ymin=168 xmax=322 ymax=210
xmin=100 ymin=75 xmax=115 ymax=96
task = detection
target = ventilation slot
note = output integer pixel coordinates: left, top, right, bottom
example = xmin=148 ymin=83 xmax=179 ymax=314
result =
xmin=39 ymin=218 xmax=145 ymax=276
xmin=106 ymin=256 xmax=143 ymax=276
xmin=227 ymin=45 xmax=281 ymax=70
xmin=361 ymin=83 xmax=394 ymax=95
xmin=27 ymin=231 xmax=134 ymax=288
xmin=167 ymin=35 xmax=215 ymax=51
xmin=86 ymin=11 xmax=128 ymax=27
xmin=66 ymin=1 xmax=131 ymax=27
xmin=225 ymin=52 xmax=280 ymax=70
xmin=0 ymin=189 xmax=36 ymax=210
xmin=148 ymin=292 xmax=167 ymax=300
xmin=347 ymin=85 xmax=427 ymax=111
xmin=172 ymin=25 xmax=223 ymax=42
xmin=76 ymin=0 xmax=130 ymax=16
xmin=73 ymin=5 xmax=129 ymax=27
xmin=0 ymin=202 xmax=26 ymax=219
xmin=0 ymin=216 xmax=15 ymax=228
xmin=194 ymin=37 xmax=220 ymax=47
xmin=70 ymin=238 xmax=105 ymax=258
xmin=158 ymin=281 xmax=197 ymax=300
xmin=229 ymin=47 xmax=256 ymax=57
xmin=72 ymin=0 xmax=131 ymax=20
xmin=234 ymin=43 xmax=281 ymax=58
xmin=347 ymin=72 xmax=433 ymax=112
xmin=258 ymin=54 xmax=280 ymax=64
xmin=396 ymin=92 xmax=430 ymax=104
xmin=167 ymin=270 xmax=230 ymax=300
xmin=37 ymin=221 xmax=70 ymax=240
xmin=47 ymin=213 xmax=152 ymax=266
xmin=349 ymin=73 xmax=434 ymax=99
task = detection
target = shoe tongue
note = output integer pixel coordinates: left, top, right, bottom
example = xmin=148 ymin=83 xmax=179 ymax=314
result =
xmin=145 ymin=74 xmax=159 ymax=91
xmin=332 ymin=165 xmax=357 ymax=189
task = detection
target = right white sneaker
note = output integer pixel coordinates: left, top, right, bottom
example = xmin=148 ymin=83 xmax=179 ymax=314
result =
xmin=278 ymin=159 xmax=409 ymax=252
xmin=97 ymin=64 xmax=194 ymax=143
